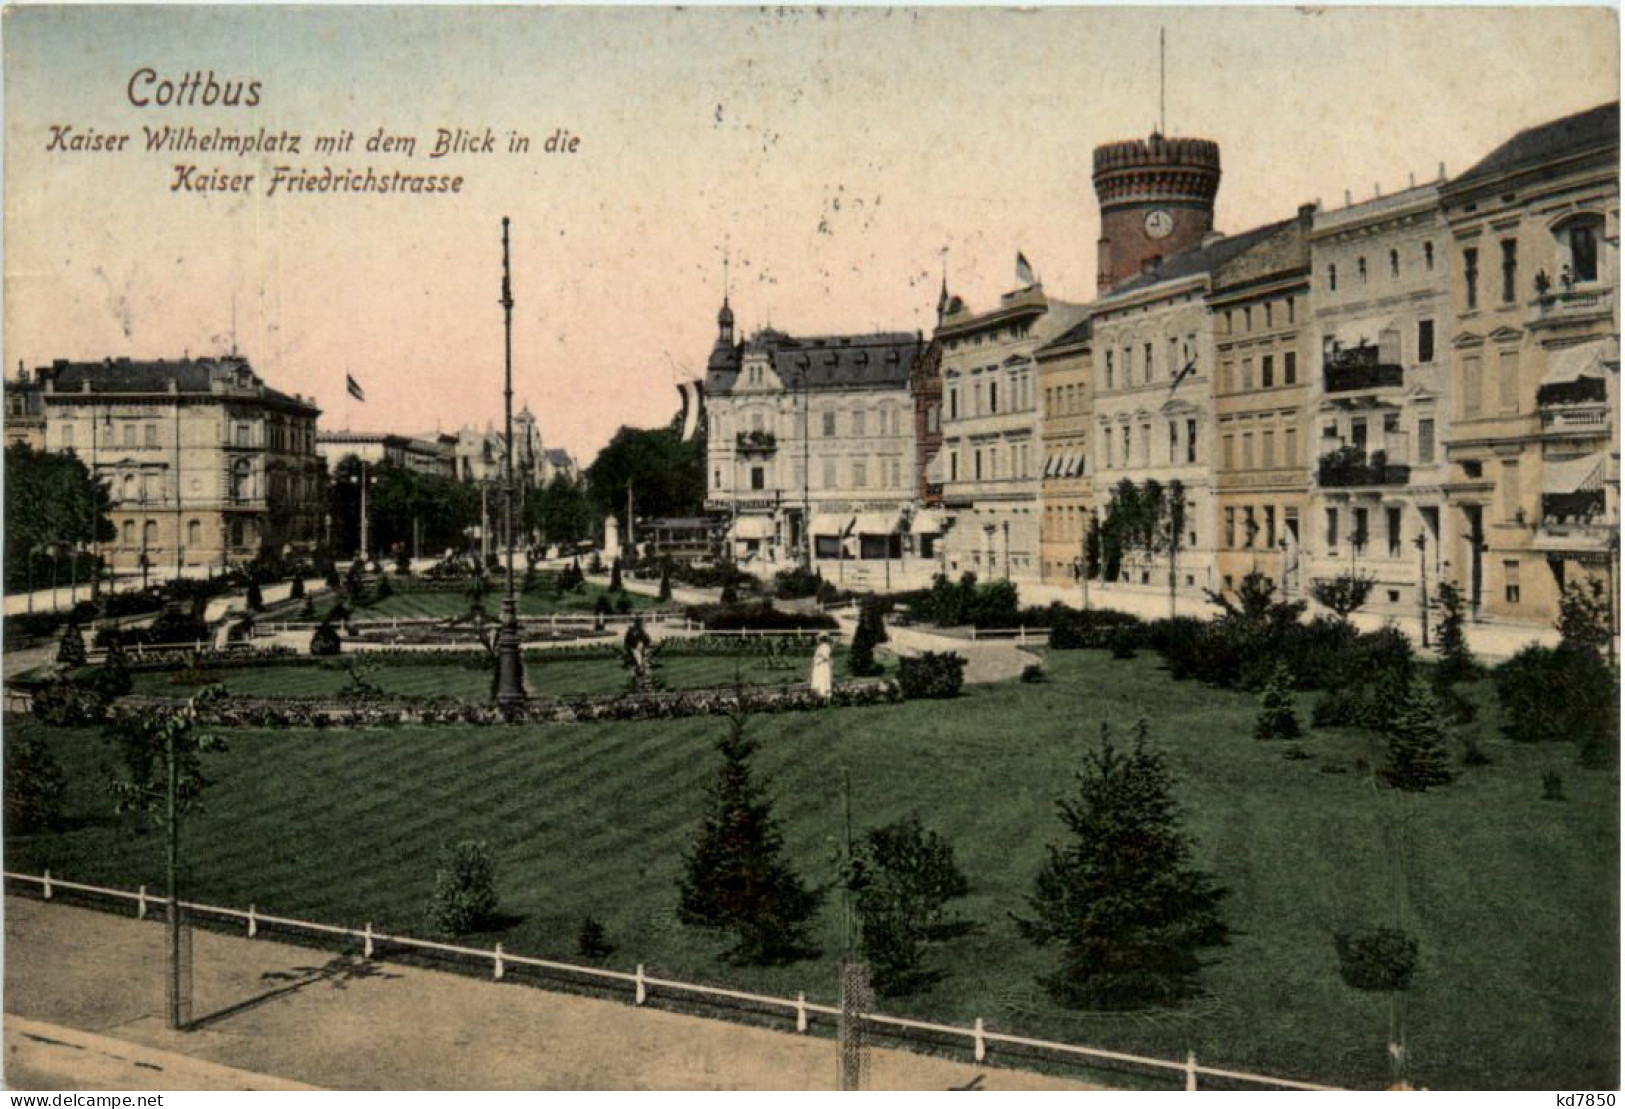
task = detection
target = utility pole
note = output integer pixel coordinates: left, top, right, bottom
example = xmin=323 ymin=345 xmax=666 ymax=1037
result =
xmin=1414 ymin=531 xmax=1429 ymax=648
xmin=357 ymin=460 xmax=371 ymax=564
xmin=166 ymin=722 xmax=183 ymax=1030
xmin=626 ymin=483 xmax=635 ymax=559
xmin=493 ymin=217 xmax=528 ymax=709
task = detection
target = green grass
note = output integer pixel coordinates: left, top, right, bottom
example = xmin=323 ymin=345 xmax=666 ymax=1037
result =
xmin=127 ymin=648 xmax=874 ymax=701
xmin=315 ymin=583 xmax=668 ymax=622
xmin=9 ymin=651 xmax=1616 ymax=1090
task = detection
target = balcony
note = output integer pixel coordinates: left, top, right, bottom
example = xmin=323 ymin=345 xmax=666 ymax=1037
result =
xmin=735 ymin=430 xmax=778 ymax=454
xmin=1537 ymin=375 xmax=1608 ymax=408
xmin=1323 ymin=350 xmax=1404 ymax=394
xmin=1542 ymin=489 xmax=1606 ymax=526
xmin=1532 ymin=285 xmax=1614 ymax=325
xmin=1317 ymin=446 xmax=1410 ymax=488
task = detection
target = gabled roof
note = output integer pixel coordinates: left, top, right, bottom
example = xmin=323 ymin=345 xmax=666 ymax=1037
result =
xmin=1451 ymin=101 xmax=1618 ymax=190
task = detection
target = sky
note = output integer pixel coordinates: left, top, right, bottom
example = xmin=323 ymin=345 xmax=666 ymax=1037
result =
xmin=4 ymin=5 xmax=1618 ymax=464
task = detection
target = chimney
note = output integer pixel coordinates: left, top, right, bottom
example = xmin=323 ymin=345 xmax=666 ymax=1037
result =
xmin=1344 ymin=189 xmax=1353 ymax=208
xmin=1298 ymin=202 xmax=1318 ymax=222
xmin=1438 ymin=161 xmax=1447 ymax=182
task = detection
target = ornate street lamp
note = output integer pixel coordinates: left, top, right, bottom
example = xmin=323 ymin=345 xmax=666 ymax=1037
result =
xmin=493 ymin=217 xmax=528 ymax=709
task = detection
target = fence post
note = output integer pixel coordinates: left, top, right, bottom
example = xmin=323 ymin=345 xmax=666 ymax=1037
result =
xmin=42 ymin=869 xmax=52 ymax=900
xmin=971 ymin=627 xmax=978 ymax=642
xmin=635 ymin=963 xmax=647 ymax=1006
xmin=973 ymin=1017 xmax=986 ymax=1063
xmin=138 ymin=884 xmax=148 ymax=919
xmin=247 ymin=904 xmax=258 ymax=938
xmin=363 ymin=922 xmax=374 ymax=959
xmin=796 ymin=992 xmax=808 ymax=1034
xmin=493 ymin=943 xmax=505 ymax=981
xmin=1185 ymin=1051 xmax=1198 ymax=1091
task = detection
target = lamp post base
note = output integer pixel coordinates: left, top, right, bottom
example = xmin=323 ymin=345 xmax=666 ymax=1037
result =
xmin=494 ymin=597 xmax=528 ymax=709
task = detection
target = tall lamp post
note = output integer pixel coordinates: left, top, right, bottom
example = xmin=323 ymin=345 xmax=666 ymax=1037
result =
xmin=1413 ymin=530 xmax=1429 ymax=648
xmin=493 ymin=217 xmax=528 ymax=709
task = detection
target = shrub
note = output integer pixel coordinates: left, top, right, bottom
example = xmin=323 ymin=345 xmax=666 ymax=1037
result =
xmin=1020 ymin=663 xmax=1047 ymax=683
xmin=374 ymin=575 xmax=394 ymax=602
xmin=1108 ymin=627 xmax=1138 ymax=660
xmin=309 ymin=622 xmax=342 ymax=657
xmin=577 ymin=916 xmax=614 ymax=958
xmin=1557 ymin=578 xmax=1612 ymax=655
xmin=610 ymin=559 xmax=624 ymax=593
xmin=395 ymin=549 xmax=412 ymax=576
xmin=428 ymin=840 xmax=500 ymax=935
xmin=289 ymin=576 xmax=306 ymax=601
xmin=687 ymin=602 xmax=837 ymax=633
xmin=246 ymin=579 xmax=265 ymax=613
xmin=1312 ymin=572 xmax=1376 ymax=621
xmin=1048 ymin=608 xmax=1144 ymax=651
xmin=1334 ymin=925 xmax=1418 ymax=992
xmin=1495 ymin=644 xmax=1618 ymax=767
xmin=772 ymin=565 xmax=823 ymax=600
xmin=57 ymin=621 xmax=87 ymax=667
xmin=851 ymin=816 xmax=970 ymax=997
xmin=614 ymin=593 xmax=634 ymax=615
xmin=31 ymin=681 xmax=109 ymax=726
xmin=719 ymin=577 xmax=740 ymax=605
xmin=5 ymin=728 xmax=66 ymax=833
xmin=658 ymin=563 xmax=673 ymax=602
xmin=896 ymin=652 xmax=966 ymax=700
xmin=1380 ymin=678 xmax=1455 ymax=792
xmin=1254 ymin=662 xmax=1301 ymax=740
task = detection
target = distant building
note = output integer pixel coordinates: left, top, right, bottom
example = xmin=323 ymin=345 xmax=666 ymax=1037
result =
xmin=454 ymin=408 xmax=572 ymax=487
xmin=5 ymin=364 xmax=45 ymax=449
xmin=703 ymin=298 xmax=935 ymax=584
xmin=36 ymin=354 xmax=323 ymax=570
xmin=1440 ymin=100 xmax=1619 ymax=622
xmin=317 ymin=430 xmax=454 ymax=477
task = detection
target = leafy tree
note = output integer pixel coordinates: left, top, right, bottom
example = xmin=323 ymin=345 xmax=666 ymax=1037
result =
xmin=104 ymin=689 xmax=228 ymax=828
xmin=532 ymin=474 xmax=593 ymax=546
xmin=5 ymin=727 xmax=66 ymax=833
xmin=1254 ymin=661 xmax=1302 ymax=740
xmin=850 ymin=816 xmax=969 ymax=996
xmin=584 ymin=423 xmax=705 ymax=524
xmin=428 ymin=840 xmax=500 ymax=935
xmin=1380 ymin=678 xmax=1455 ymax=792
xmin=1312 ymin=572 xmax=1376 ymax=622
xmin=1334 ymin=926 xmax=1420 ymax=1088
xmin=57 ymin=621 xmax=87 ymax=667
xmin=3 ymin=445 xmax=115 ymax=593
xmin=1557 ymin=578 xmax=1612 ymax=656
xmin=1432 ymin=579 xmax=1477 ymax=685
xmin=1018 ymin=721 xmax=1227 ymax=1008
xmin=678 ymin=710 xmax=819 ymax=964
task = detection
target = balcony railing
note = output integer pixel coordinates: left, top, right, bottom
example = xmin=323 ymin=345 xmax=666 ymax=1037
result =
xmin=1324 ymin=361 xmax=1404 ymax=394
xmin=1536 ymin=376 xmax=1608 ymax=408
xmin=1533 ymin=286 xmax=1614 ymax=321
xmin=1317 ymin=446 xmax=1410 ymax=488
xmin=735 ymin=430 xmax=778 ymax=453
xmin=1541 ymin=490 xmax=1606 ymax=526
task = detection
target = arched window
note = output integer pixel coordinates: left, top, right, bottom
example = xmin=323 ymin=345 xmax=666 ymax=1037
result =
xmin=231 ymin=459 xmax=253 ymax=502
xmin=1556 ymin=214 xmax=1604 ymax=284
xmin=142 ymin=520 xmax=159 ymax=549
xmin=121 ymin=473 xmax=136 ymax=503
xmin=187 ymin=519 xmax=202 ymax=547
xmin=122 ymin=520 xmax=134 ymax=547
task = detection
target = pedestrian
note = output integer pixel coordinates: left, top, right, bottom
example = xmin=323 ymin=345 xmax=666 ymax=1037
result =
xmin=810 ymin=633 xmax=833 ymax=700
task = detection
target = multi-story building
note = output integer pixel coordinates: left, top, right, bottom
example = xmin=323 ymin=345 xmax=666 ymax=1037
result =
xmin=702 ymin=298 xmax=936 ymax=585
xmin=5 ymin=365 xmax=45 ymax=449
xmin=1440 ymin=101 xmax=1619 ymax=622
xmin=935 ymin=284 xmax=1086 ymax=582
xmin=36 ymin=354 xmax=323 ymax=571
xmin=911 ymin=319 xmax=945 ymax=509
xmin=1211 ymin=205 xmax=1316 ymax=599
xmin=318 ymin=430 xmax=454 ymax=478
xmin=1089 ymin=222 xmax=1286 ymax=602
xmin=1036 ymin=318 xmax=1093 ymax=586
xmin=1304 ymin=184 xmax=1456 ymax=619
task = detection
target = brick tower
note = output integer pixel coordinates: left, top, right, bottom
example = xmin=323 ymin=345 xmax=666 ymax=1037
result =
xmin=1092 ymin=133 xmax=1221 ymax=293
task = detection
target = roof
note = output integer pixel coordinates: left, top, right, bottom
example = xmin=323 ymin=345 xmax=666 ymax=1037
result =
xmin=1451 ymin=101 xmax=1618 ymax=190
xmin=1102 ymin=218 xmax=1295 ymax=300
xmin=1035 ymin=317 xmax=1093 ymax=357
xmin=766 ymin=332 xmax=919 ymax=390
xmin=545 ymin=448 xmax=573 ymax=467
xmin=37 ymin=355 xmax=318 ymax=414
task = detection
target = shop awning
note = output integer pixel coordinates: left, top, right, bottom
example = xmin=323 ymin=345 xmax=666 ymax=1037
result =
xmin=1043 ymin=453 xmax=1060 ymax=478
xmin=810 ymin=514 xmax=855 ymax=537
xmin=731 ymin=515 xmax=775 ymax=540
xmin=854 ymin=512 xmax=900 ymax=535
xmin=1543 ymin=453 xmax=1606 ymax=495
xmin=1542 ymin=340 xmax=1612 ymax=387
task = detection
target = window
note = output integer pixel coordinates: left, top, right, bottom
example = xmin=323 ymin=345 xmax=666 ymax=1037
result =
xmin=852 ymin=410 xmax=866 ymax=436
xmin=1169 ymin=421 xmax=1179 ymax=463
xmin=1501 ymin=460 xmax=1521 ymax=521
xmin=1241 ymin=432 xmax=1254 ymax=469
xmin=1265 ymin=506 xmax=1277 ymax=549
xmin=1358 ymin=256 xmax=1367 ymax=283
xmin=1287 ymin=297 xmax=1296 ymax=324
xmin=1352 ymin=507 xmax=1369 ymax=552
xmin=948 ymin=452 xmax=958 ymax=482
xmin=1417 ymin=418 xmax=1435 ymax=464
xmin=927 ymin=405 xmax=939 ymax=434
xmin=1123 ymin=425 xmax=1132 ymax=465
xmin=750 ymin=467 xmax=765 ymax=491
xmin=974 ymin=450 xmax=983 ymax=481
xmin=822 ymin=411 xmax=836 ymax=437
xmin=1383 ymin=412 xmax=1400 ymax=435
xmin=1140 ymin=422 xmax=1151 ymax=465
xmin=1244 ymin=307 xmax=1253 ymax=332
xmin=143 ymin=520 xmax=159 ymax=549
xmin=1284 ymin=427 xmax=1297 ymax=466
xmin=1500 ymin=239 xmax=1518 ymax=304
xmin=1389 ymin=250 xmax=1399 ymax=278
xmin=1123 ymin=347 xmax=1133 ymax=382
xmin=1186 ymin=419 xmax=1198 ymax=464
xmin=1261 ymin=355 xmax=1274 ymax=389
xmin=235 ymin=423 xmax=251 ymax=448
xmin=122 ymin=424 xmax=136 ymax=447
xmin=1498 ymin=350 xmax=1520 ymax=414
xmin=948 ymin=389 xmax=959 ymax=421
xmin=1504 ymin=560 xmax=1521 ymax=605
xmin=1243 ymin=506 xmax=1257 ymax=547
xmin=1568 ymin=219 xmax=1601 ymax=283
xmin=1265 ymin=302 xmax=1273 ymax=327
xmin=1220 ymin=360 xmax=1234 ymax=393
xmin=144 ymin=424 xmax=158 ymax=447
xmin=1225 ymin=507 xmax=1236 ymax=549
xmin=1463 ymin=355 xmax=1482 ymax=417
xmin=1284 ymin=351 xmax=1297 ymax=385
xmin=852 ymin=461 xmax=867 ymax=488
xmin=1351 ymin=417 xmax=1368 ymax=449
xmin=1222 ymin=433 xmax=1235 ymax=470
xmin=1262 ymin=429 xmax=1275 ymax=468
xmin=187 ymin=519 xmax=202 ymax=547
xmin=712 ymin=468 xmax=721 ymax=489
xmin=61 ymin=425 xmax=74 ymax=449
xmin=1285 ymin=507 xmax=1300 ymax=543
xmin=1144 ymin=343 xmax=1154 ymax=380
xmin=122 ymin=520 xmax=134 ymax=546
xmin=1105 ymin=350 xmax=1114 ymax=389
xmin=1418 ymin=319 xmax=1435 ymax=363
xmin=1464 ymin=247 xmax=1479 ymax=309
xmin=1424 ymin=241 xmax=1434 ymax=271
xmin=1328 ymin=264 xmax=1338 ymax=292
xmin=1387 ymin=507 xmax=1402 ymax=557
xmin=1242 ymin=357 xmax=1254 ymax=391
xmin=823 ymin=459 xmax=836 ymax=488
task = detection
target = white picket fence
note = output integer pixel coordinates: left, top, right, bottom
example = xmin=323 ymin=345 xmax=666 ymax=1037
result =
xmin=5 ymin=869 xmax=1338 ymax=1091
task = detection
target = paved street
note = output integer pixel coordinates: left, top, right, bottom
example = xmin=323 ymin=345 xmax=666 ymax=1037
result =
xmin=4 ymin=896 xmax=1094 ymax=1091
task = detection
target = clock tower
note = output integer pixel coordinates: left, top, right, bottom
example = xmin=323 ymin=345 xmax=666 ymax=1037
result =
xmin=1092 ymin=132 xmax=1221 ymax=293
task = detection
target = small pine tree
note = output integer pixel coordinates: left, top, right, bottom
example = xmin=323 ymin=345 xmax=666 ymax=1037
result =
xmin=720 ymin=576 xmax=739 ymax=605
xmin=246 ymin=579 xmax=265 ymax=613
xmin=1380 ymin=678 xmax=1455 ymax=792
xmin=1254 ymin=661 xmax=1302 ymax=740
xmin=375 ymin=574 xmax=394 ymax=602
xmin=658 ymin=562 xmax=673 ymax=602
xmin=610 ymin=559 xmax=624 ymax=593
xmin=577 ymin=916 xmax=614 ymax=959
xmin=849 ymin=611 xmax=882 ymax=677
xmin=310 ymin=621 xmax=342 ymax=656
xmin=289 ymin=576 xmax=306 ymax=601
xmin=677 ymin=710 xmax=819 ymax=964
xmin=1017 ymin=721 xmax=1227 ymax=1008
xmin=428 ymin=840 xmax=499 ymax=935
xmin=395 ymin=548 xmax=412 ymax=576
xmin=1433 ymin=580 xmax=1476 ymax=686
xmin=57 ymin=621 xmax=87 ymax=668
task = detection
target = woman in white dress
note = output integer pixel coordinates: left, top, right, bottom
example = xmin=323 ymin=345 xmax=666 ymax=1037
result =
xmin=810 ymin=634 xmax=834 ymax=700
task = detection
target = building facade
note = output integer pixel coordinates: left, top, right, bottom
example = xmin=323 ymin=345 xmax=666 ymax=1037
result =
xmin=5 ymin=366 xmax=45 ymax=449
xmin=703 ymin=299 xmax=937 ymax=586
xmin=1440 ymin=101 xmax=1619 ymax=622
xmin=1211 ymin=206 xmax=1316 ymax=600
xmin=1036 ymin=319 xmax=1093 ymax=586
xmin=317 ymin=430 xmax=454 ymax=477
xmin=936 ymin=284 xmax=1086 ymax=582
xmin=37 ymin=355 xmax=323 ymax=571
xmin=1304 ymin=184 xmax=1456 ymax=620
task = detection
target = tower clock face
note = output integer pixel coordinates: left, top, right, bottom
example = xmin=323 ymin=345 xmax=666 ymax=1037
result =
xmin=1144 ymin=208 xmax=1175 ymax=240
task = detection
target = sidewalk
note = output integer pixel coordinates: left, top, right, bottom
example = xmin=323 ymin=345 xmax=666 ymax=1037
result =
xmin=3 ymin=896 xmax=1093 ymax=1091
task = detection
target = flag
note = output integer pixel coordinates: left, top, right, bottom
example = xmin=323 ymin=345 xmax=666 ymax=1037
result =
xmin=677 ymin=380 xmax=705 ymax=442
xmin=346 ymin=374 xmax=366 ymax=402
xmin=1169 ymin=359 xmax=1196 ymax=393
xmin=1015 ymin=251 xmax=1036 ymax=286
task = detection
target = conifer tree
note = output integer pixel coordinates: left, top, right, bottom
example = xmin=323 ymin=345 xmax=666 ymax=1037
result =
xmin=610 ymin=558 xmax=624 ymax=593
xmin=658 ymin=561 xmax=673 ymax=602
xmin=1380 ymin=678 xmax=1455 ymax=792
xmin=678 ymin=710 xmax=819 ymax=964
xmin=1433 ymin=580 xmax=1477 ymax=686
xmin=57 ymin=620 xmax=87 ymax=668
xmin=1254 ymin=661 xmax=1301 ymax=740
xmin=1017 ymin=721 xmax=1227 ymax=1008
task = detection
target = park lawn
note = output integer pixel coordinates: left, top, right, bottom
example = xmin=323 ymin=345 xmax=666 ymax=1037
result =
xmin=126 ymin=647 xmax=876 ymax=701
xmin=313 ymin=585 xmax=669 ymax=623
xmin=8 ymin=650 xmax=1615 ymax=1090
